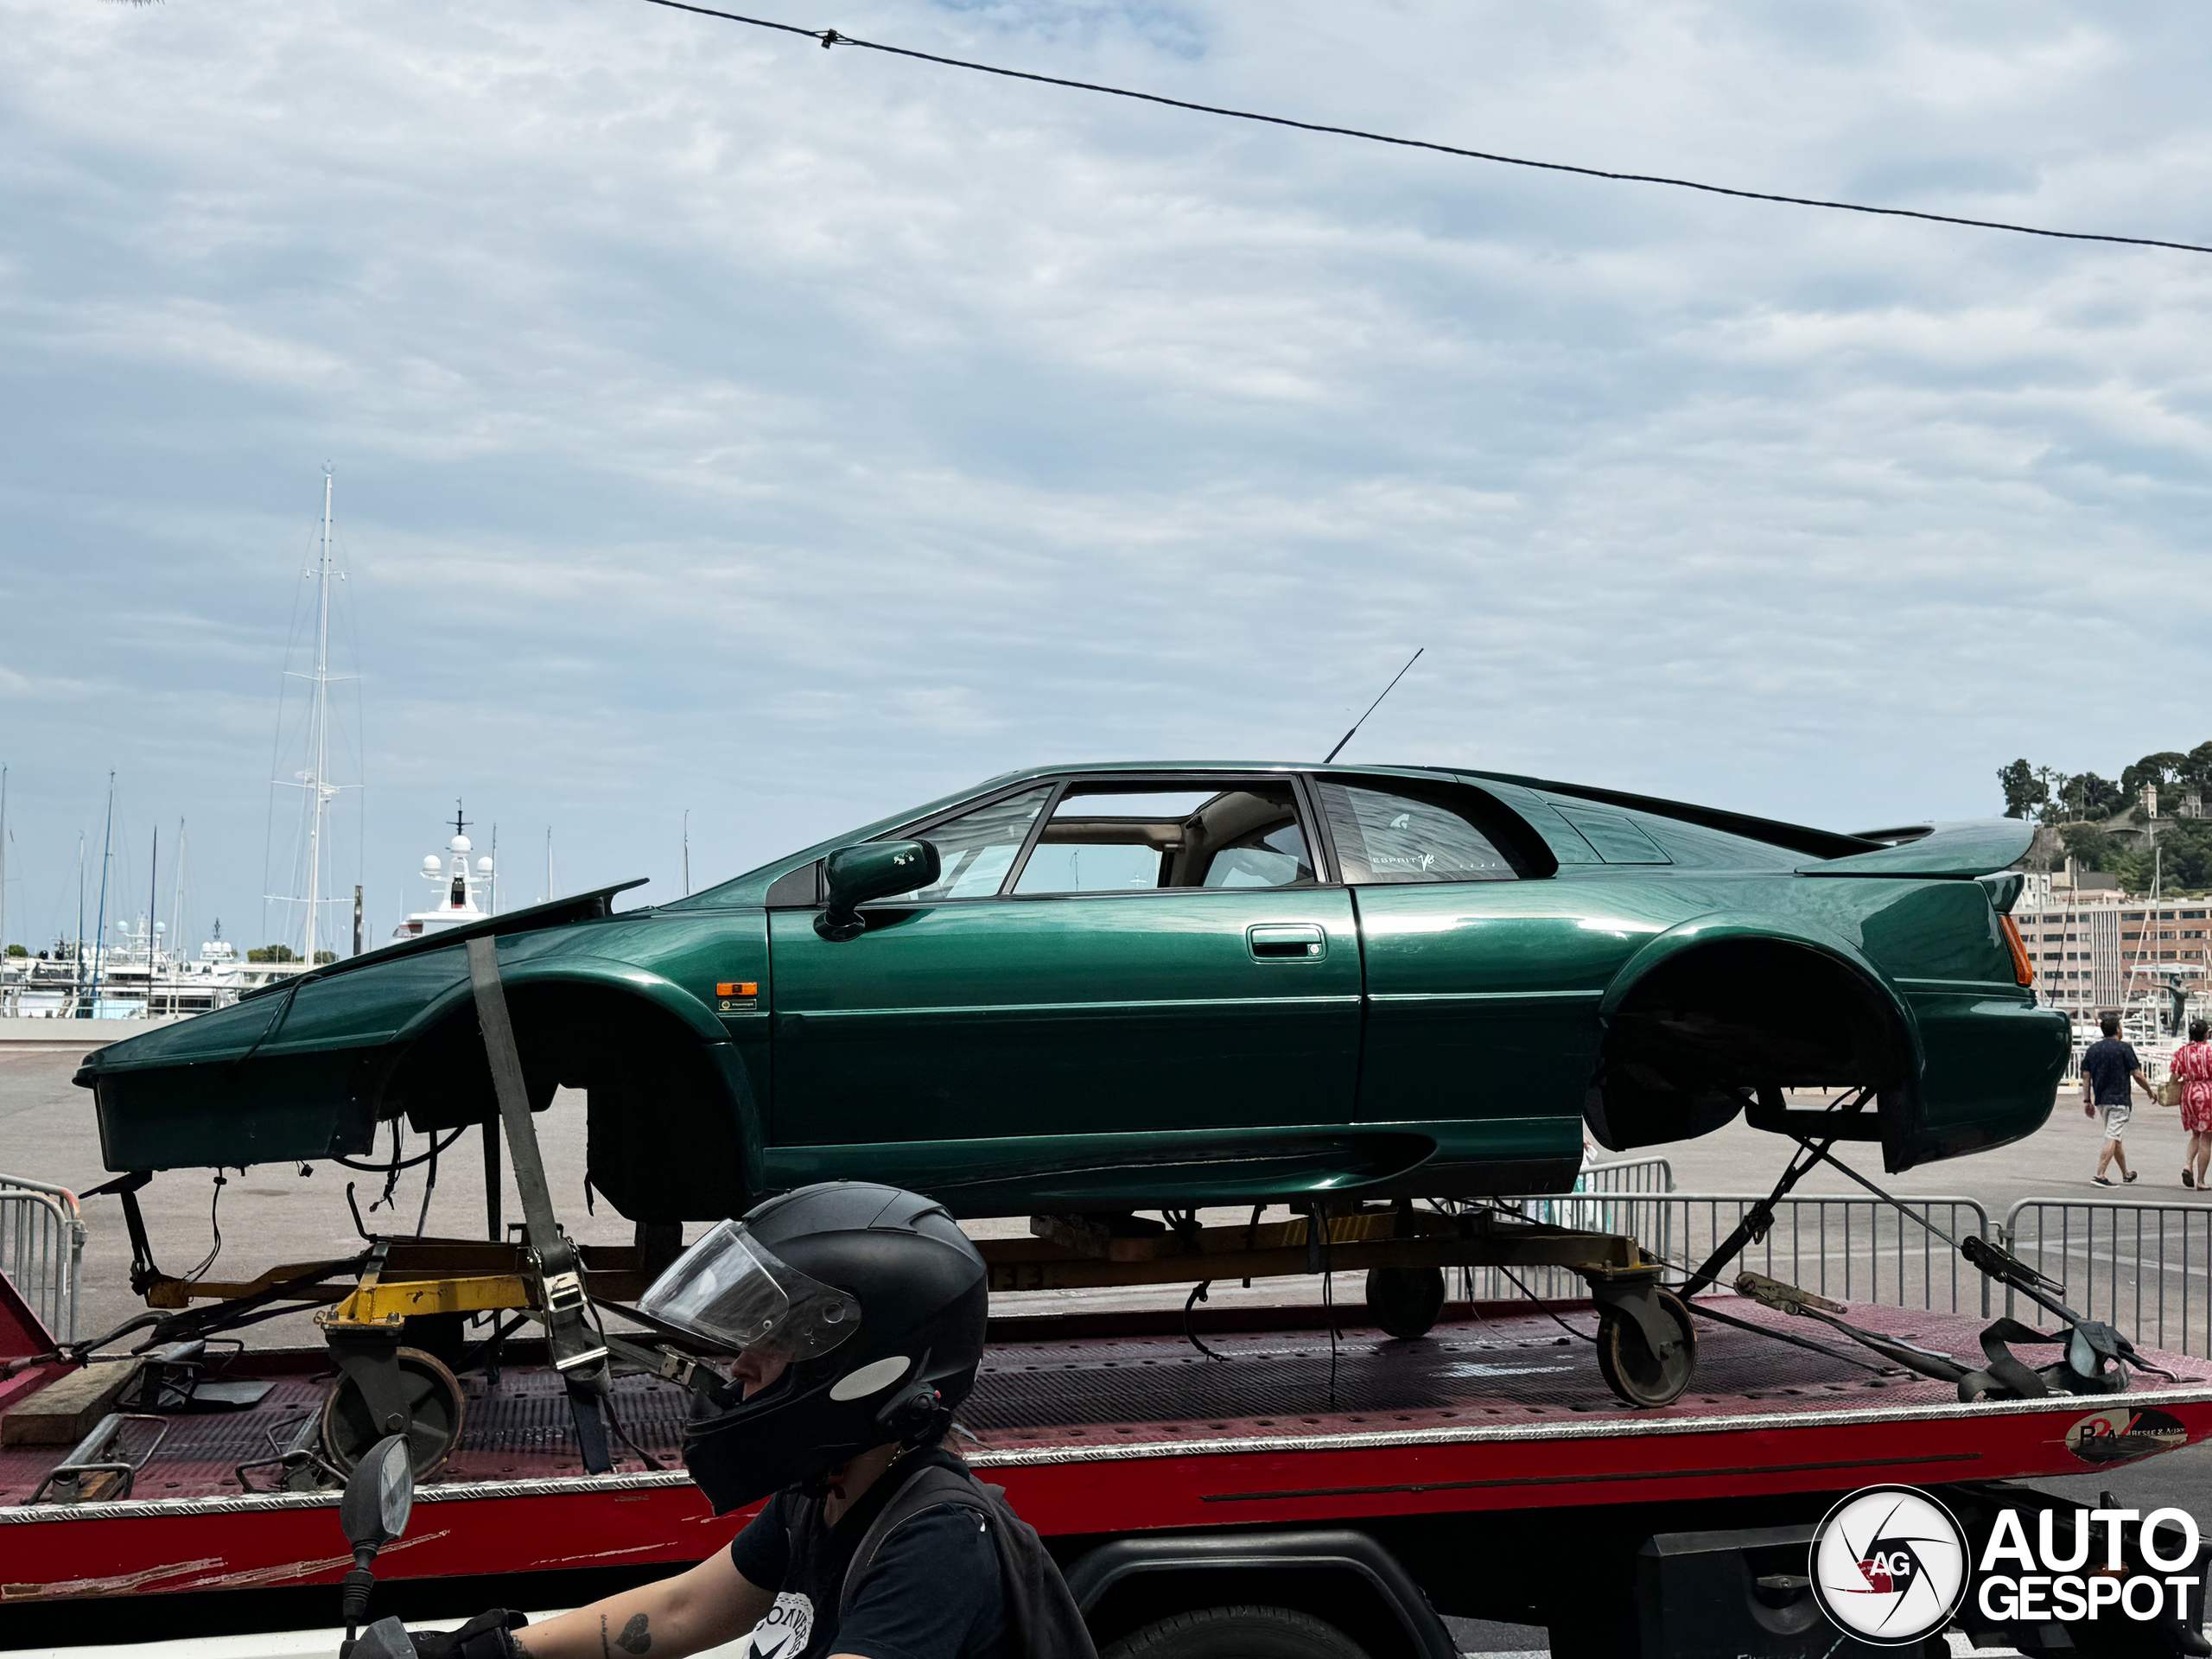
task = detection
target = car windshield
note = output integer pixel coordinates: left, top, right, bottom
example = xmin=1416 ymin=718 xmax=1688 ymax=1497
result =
xmin=886 ymin=785 xmax=1055 ymax=900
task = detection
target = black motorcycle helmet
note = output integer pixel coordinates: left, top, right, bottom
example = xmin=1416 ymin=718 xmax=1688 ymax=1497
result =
xmin=638 ymin=1182 xmax=988 ymax=1514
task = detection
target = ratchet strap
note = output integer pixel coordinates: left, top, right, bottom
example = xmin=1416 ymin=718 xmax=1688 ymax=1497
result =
xmin=467 ymin=936 xmax=614 ymax=1473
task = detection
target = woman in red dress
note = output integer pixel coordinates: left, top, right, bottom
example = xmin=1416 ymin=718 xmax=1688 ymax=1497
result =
xmin=2172 ymin=1018 xmax=2212 ymax=1189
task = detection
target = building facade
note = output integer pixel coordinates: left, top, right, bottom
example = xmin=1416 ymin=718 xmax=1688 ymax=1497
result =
xmin=2012 ymin=866 xmax=2210 ymax=1019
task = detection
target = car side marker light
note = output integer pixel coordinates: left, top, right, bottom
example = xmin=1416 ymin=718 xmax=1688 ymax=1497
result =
xmin=716 ymin=982 xmax=759 ymax=997
xmin=1998 ymin=916 xmax=2034 ymax=987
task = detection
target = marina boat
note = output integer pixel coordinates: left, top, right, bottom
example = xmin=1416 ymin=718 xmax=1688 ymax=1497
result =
xmin=391 ymin=806 xmax=498 ymax=941
xmin=0 ymin=927 xmax=267 ymax=1021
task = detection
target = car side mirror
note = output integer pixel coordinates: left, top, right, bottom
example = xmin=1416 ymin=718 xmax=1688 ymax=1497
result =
xmin=817 ymin=841 xmax=939 ymax=942
xmin=340 ymin=1433 xmax=415 ymax=1555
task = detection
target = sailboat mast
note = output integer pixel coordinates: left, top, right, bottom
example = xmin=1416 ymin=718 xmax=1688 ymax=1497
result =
xmin=148 ymin=823 xmax=158 ymax=980
xmin=90 ymin=772 xmax=114 ymax=1010
xmin=302 ymin=468 xmax=335 ymax=968
xmin=0 ymin=764 xmax=8 ymax=964
xmin=171 ymin=817 xmax=186 ymax=969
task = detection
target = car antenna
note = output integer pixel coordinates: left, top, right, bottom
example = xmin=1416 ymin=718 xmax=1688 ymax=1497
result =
xmin=1322 ymin=648 xmax=1423 ymax=764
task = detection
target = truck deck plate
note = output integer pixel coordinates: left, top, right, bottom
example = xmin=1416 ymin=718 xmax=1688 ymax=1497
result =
xmin=3 ymin=1300 xmax=2208 ymax=1603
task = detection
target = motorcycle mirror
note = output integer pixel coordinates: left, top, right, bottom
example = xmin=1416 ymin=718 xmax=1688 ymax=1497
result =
xmin=340 ymin=1433 xmax=416 ymax=1554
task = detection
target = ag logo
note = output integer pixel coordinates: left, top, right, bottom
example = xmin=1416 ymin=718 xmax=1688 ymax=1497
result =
xmin=1811 ymin=1486 xmax=1969 ymax=1646
xmin=2065 ymin=1406 xmax=2188 ymax=1466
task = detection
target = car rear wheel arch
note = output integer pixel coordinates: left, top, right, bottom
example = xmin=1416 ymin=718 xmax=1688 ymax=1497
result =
xmin=1587 ymin=927 xmax=1917 ymax=1155
xmin=382 ymin=972 xmax=760 ymax=1224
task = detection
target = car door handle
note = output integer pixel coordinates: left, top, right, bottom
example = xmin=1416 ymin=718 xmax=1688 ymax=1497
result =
xmin=1248 ymin=923 xmax=1327 ymax=962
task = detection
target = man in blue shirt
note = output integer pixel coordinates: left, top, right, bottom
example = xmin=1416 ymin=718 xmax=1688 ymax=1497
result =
xmin=2082 ymin=1013 xmax=2150 ymax=1186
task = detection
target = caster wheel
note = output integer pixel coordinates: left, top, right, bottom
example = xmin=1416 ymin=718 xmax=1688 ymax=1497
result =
xmin=1364 ymin=1265 xmax=1446 ymax=1340
xmin=321 ymin=1345 xmax=465 ymax=1478
xmin=1595 ymin=1289 xmax=1695 ymax=1408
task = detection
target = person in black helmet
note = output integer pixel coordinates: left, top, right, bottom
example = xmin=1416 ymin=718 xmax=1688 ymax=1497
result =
xmin=410 ymin=1184 xmax=1005 ymax=1659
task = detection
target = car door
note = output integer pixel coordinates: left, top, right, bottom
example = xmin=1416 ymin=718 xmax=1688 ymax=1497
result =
xmin=765 ymin=774 xmax=1363 ymax=1205
xmin=1321 ymin=774 xmax=1662 ymax=1175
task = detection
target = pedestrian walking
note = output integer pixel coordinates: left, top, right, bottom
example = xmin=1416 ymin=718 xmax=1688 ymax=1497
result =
xmin=2081 ymin=1012 xmax=2149 ymax=1186
xmin=2172 ymin=1017 xmax=2212 ymax=1189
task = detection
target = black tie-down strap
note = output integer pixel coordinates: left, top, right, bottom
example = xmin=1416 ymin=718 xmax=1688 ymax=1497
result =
xmin=1957 ymin=1317 xmax=2179 ymax=1402
xmin=467 ymin=937 xmax=614 ymax=1474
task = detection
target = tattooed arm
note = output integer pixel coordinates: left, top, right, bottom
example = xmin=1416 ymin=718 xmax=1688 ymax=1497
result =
xmin=514 ymin=1550 xmax=774 ymax=1659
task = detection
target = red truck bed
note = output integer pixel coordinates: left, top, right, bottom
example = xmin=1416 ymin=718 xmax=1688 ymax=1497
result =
xmin=5 ymin=1299 xmax=2208 ymax=1608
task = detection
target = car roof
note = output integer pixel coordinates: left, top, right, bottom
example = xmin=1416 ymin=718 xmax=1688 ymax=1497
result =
xmin=672 ymin=760 xmax=1879 ymax=909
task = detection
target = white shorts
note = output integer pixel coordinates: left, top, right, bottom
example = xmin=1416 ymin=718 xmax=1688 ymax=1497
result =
xmin=2100 ymin=1101 xmax=2133 ymax=1140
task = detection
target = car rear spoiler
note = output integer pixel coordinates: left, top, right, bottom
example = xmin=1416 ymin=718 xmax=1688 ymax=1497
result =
xmin=1796 ymin=819 xmax=2033 ymax=879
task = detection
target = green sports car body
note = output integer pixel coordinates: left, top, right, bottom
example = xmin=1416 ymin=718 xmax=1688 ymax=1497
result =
xmin=76 ymin=763 xmax=2067 ymax=1221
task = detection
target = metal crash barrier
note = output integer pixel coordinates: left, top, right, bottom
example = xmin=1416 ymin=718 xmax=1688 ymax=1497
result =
xmin=1999 ymin=1198 xmax=2212 ymax=1359
xmin=1 ymin=1171 xmax=87 ymax=1343
xmin=1478 ymin=1165 xmax=1995 ymax=1319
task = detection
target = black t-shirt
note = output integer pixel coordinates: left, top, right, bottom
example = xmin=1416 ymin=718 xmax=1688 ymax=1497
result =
xmin=728 ymin=1450 xmax=1007 ymax=1659
xmin=2084 ymin=1038 xmax=2141 ymax=1105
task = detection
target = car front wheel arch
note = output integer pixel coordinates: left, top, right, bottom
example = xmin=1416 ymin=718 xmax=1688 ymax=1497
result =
xmin=385 ymin=979 xmax=759 ymax=1224
xmin=1587 ymin=933 xmax=1914 ymax=1154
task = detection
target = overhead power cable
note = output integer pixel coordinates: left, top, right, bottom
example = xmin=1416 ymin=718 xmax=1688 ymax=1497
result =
xmin=641 ymin=0 xmax=2212 ymax=257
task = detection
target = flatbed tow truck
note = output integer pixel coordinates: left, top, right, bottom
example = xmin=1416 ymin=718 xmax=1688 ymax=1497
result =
xmin=6 ymin=1285 xmax=2212 ymax=1659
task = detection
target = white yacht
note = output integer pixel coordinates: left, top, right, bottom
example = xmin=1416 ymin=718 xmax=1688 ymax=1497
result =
xmin=392 ymin=807 xmax=497 ymax=941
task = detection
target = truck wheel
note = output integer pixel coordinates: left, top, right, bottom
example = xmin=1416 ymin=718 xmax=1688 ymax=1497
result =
xmin=1595 ymin=1289 xmax=1695 ymax=1408
xmin=1103 ymin=1605 xmax=1367 ymax=1659
xmin=1364 ymin=1266 xmax=1446 ymax=1340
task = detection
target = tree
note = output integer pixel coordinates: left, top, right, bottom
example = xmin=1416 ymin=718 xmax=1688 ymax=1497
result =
xmin=2067 ymin=772 xmax=2125 ymax=821
xmin=247 ymin=944 xmax=297 ymax=963
xmin=2123 ymin=751 xmax=2191 ymax=816
xmin=2031 ymin=766 xmax=2071 ymax=821
xmin=1998 ymin=759 xmax=2044 ymax=819
xmin=4 ymin=944 xmax=24 ymax=958
xmin=2061 ymin=823 xmax=2127 ymax=872
xmin=2150 ymin=817 xmax=2212 ymax=891
xmin=2183 ymin=741 xmax=2212 ymax=795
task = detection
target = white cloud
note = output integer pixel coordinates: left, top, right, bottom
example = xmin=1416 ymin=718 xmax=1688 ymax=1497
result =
xmin=1 ymin=0 xmax=2209 ymax=945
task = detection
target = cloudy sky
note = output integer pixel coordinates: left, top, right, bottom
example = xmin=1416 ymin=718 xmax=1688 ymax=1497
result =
xmin=3 ymin=0 xmax=2209 ymax=952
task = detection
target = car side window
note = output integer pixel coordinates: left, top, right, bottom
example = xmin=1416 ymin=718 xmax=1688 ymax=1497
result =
xmin=886 ymin=785 xmax=1054 ymax=900
xmin=1316 ymin=781 xmax=1517 ymax=883
xmin=1011 ymin=782 xmax=1318 ymax=894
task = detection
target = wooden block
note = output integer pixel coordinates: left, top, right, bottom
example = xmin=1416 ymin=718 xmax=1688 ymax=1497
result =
xmin=0 ymin=1361 xmax=143 ymax=1446
xmin=1029 ymin=1213 xmax=1169 ymax=1262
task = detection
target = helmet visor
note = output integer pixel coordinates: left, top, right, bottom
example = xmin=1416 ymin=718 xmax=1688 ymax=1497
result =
xmin=638 ymin=1218 xmax=862 ymax=1363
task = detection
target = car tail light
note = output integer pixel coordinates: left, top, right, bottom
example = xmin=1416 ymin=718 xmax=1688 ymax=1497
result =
xmin=1999 ymin=914 xmax=2033 ymax=986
